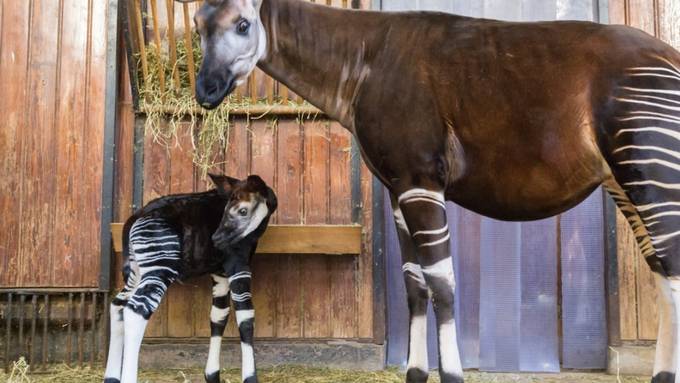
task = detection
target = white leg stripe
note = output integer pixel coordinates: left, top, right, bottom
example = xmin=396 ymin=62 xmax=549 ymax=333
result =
xmin=644 ymin=211 xmax=680 ymax=220
xmin=628 ymin=73 xmax=680 ymax=82
xmin=398 ymin=189 xmax=446 ymax=209
xmin=402 ymin=262 xmax=427 ymax=287
xmin=240 ymin=342 xmax=256 ymax=380
xmin=652 ymin=230 xmax=680 ymax=246
xmin=407 ymin=314 xmax=428 ymax=372
xmin=210 ymin=306 xmax=230 ymax=323
xmin=632 ymin=95 xmax=680 ymax=107
xmin=205 ymin=336 xmax=223 ymax=375
xmin=104 ymin=306 xmax=125 ymax=380
xmin=393 ymin=208 xmax=409 ymax=233
xmin=121 ymin=308 xmax=149 ymax=383
xmin=622 ymin=86 xmax=680 ymax=97
xmin=418 ymin=233 xmax=451 ymax=248
xmin=439 ymin=321 xmax=463 ymax=376
xmin=625 ymin=180 xmax=680 ymax=190
xmin=231 ymin=292 xmax=253 ymax=302
xmin=413 ymin=225 xmax=448 ymax=237
xmin=229 ymin=271 xmax=252 ymax=284
xmin=667 ymin=280 xmax=680 ymax=378
xmin=211 ymin=274 xmax=230 ymax=297
xmin=615 ymin=145 xmax=680 ymax=161
xmin=236 ymin=309 xmax=255 ymax=325
xmin=629 ymin=66 xmax=680 ymax=76
xmin=422 ymin=257 xmax=455 ymax=287
xmin=653 ymin=275 xmax=676 ymax=375
xmin=637 ymin=202 xmax=680 ymax=212
xmin=617 ymin=127 xmax=680 ymax=141
xmin=619 ymin=159 xmax=680 ymax=172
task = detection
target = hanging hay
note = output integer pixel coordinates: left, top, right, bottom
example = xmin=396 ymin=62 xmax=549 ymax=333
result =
xmin=137 ymin=32 xmax=317 ymax=177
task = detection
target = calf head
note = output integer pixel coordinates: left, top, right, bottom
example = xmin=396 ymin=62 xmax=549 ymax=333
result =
xmin=209 ymin=174 xmax=277 ymax=249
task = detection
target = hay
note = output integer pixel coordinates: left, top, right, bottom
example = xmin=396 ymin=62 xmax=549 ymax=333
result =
xmin=0 ymin=361 xmax=652 ymax=383
xmin=137 ymin=33 xmax=316 ymax=177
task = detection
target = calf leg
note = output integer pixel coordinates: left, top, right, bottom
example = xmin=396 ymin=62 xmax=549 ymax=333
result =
xmin=103 ymin=289 xmax=130 ymax=383
xmin=392 ymin=196 xmax=430 ymax=382
xmin=205 ymin=274 xmax=231 ymax=383
xmin=399 ymin=188 xmax=463 ymax=383
xmin=653 ymin=274 xmax=677 ymax=383
xmin=229 ymin=268 xmax=257 ymax=383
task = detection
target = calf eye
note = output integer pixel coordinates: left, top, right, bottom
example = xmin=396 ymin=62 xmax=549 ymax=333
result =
xmin=238 ymin=208 xmax=248 ymax=216
xmin=236 ymin=19 xmax=250 ymax=35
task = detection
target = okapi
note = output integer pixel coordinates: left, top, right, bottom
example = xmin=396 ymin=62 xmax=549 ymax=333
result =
xmin=188 ymin=0 xmax=680 ymax=382
xmin=103 ymin=174 xmax=277 ymax=383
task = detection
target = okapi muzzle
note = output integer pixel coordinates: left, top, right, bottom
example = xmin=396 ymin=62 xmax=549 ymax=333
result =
xmin=196 ymin=62 xmax=236 ymax=109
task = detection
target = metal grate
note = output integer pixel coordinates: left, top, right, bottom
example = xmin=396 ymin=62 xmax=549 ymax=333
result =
xmin=1 ymin=291 xmax=109 ymax=371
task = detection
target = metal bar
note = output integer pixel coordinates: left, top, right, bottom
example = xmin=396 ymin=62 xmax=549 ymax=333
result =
xmin=42 ymin=294 xmax=49 ymax=369
xmin=149 ymin=0 xmax=166 ymax=94
xmin=604 ymin=189 xmax=621 ymax=346
xmin=371 ymin=176 xmax=386 ymax=344
xmin=120 ymin=0 xmax=140 ymax=109
xmin=18 ymin=295 xmax=25 ymax=360
xmin=103 ymin=293 xmax=110 ymax=364
xmin=90 ymin=293 xmax=97 ymax=367
xmin=142 ymin=104 xmax=324 ymax=117
xmin=350 ymin=137 xmax=362 ymax=223
xmin=182 ymin=2 xmax=196 ymax=91
xmin=132 ymin=117 xmax=145 ymax=211
xmin=29 ymin=295 xmax=37 ymax=368
xmin=4 ymin=293 xmax=12 ymax=372
xmin=78 ymin=292 xmax=86 ymax=367
xmin=165 ymin=0 xmax=180 ymax=89
xmin=66 ymin=293 xmax=73 ymax=366
xmin=133 ymin=0 xmax=149 ymax=83
xmin=99 ymin=0 xmax=120 ymax=291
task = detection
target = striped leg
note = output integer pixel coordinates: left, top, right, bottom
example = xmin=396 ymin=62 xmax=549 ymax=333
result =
xmin=103 ymin=289 xmax=130 ymax=383
xmin=398 ymin=189 xmax=463 ymax=383
xmin=205 ymin=274 xmax=231 ymax=383
xmin=230 ymin=268 xmax=257 ymax=383
xmin=120 ymin=218 xmax=181 ymax=383
xmin=392 ymin=197 xmax=430 ymax=382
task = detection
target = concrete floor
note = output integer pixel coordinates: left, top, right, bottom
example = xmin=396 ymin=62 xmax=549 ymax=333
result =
xmin=1 ymin=365 xmax=651 ymax=383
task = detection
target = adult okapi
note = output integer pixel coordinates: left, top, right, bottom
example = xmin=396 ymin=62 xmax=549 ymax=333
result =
xmin=187 ymin=0 xmax=680 ymax=381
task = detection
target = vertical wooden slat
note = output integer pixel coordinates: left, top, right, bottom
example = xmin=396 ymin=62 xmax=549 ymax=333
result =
xmin=133 ymin=0 xmax=149 ymax=82
xmin=149 ymin=0 xmax=165 ymax=94
xmin=165 ymin=0 xmax=180 ymax=89
xmin=53 ymin=0 xmax=88 ymax=287
xmin=81 ymin=0 xmax=107 ymax=286
xmin=0 ymin=0 xmax=30 ymax=287
xmin=637 ymin=250 xmax=659 ymax=339
xmin=329 ymin=123 xmax=356 ymax=338
xmin=616 ymin=210 xmax=639 ymax=340
xmin=658 ymin=0 xmax=680 ymax=49
xmin=166 ymin=123 xmax=196 ymax=338
xmin=302 ymin=121 xmax=332 ymax=338
xmin=275 ymin=120 xmax=304 ymax=338
xmin=250 ymin=120 xmax=277 ymax=338
xmin=182 ymin=2 xmax=196 ymax=92
xmin=627 ymin=0 xmax=656 ymax=34
xmin=358 ymin=160 xmax=374 ymax=339
xmin=19 ymin=0 xmax=61 ymax=286
xmin=608 ymin=0 xmax=628 ymax=24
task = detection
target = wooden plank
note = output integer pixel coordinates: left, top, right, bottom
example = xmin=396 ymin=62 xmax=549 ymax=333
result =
xmin=608 ymin=0 xmax=628 ymax=24
xmin=329 ymin=124 xmax=357 ymax=338
xmin=192 ymin=275 xmax=214 ymax=338
xmin=302 ymin=121 xmax=331 ymax=338
xmin=658 ymin=0 xmax=680 ymax=49
xmin=53 ymin=0 xmax=88 ymax=287
xmin=637 ymin=249 xmax=659 ymax=340
xmin=166 ymin=123 xmax=195 ymax=338
xmin=0 ymin=0 xmax=30 ymax=287
xmin=81 ymin=0 xmax=108 ymax=287
xmin=628 ymin=0 xmax=657 ymax=35
xmin=250 ymin=120 xmax=277 ymax=338
xmin=275 ymin=120 xmax=303 ymax=338
xmin=19 ymin=0 xmax=61 ymax=286
xmin=616 ymin=209 xmax=638 ymax=340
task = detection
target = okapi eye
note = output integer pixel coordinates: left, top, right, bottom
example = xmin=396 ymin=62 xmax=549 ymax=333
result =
xmin=238 ymin=208 xmax=248 ymax=216
xmin=236 ymin=19 xmax=250 ymax=35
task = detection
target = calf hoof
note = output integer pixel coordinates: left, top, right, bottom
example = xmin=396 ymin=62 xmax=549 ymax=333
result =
xmin=204 ymin=371 xmax=220 ymax=383
xmin=652 ymin=372 xmax=675 ymax=383
xmin=406 ymin=368 xmax=429 ymax=383
xmin=244 ymin=376 xmax=259 ymax=383
xmin=103 ymin=379 xmax=120 ymax=383
xmin=440 ymin=372 xmax=464 ymax=383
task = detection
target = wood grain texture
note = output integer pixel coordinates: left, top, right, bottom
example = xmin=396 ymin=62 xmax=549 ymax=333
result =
xmin=616 ymin=209 xmax=639 ymax=340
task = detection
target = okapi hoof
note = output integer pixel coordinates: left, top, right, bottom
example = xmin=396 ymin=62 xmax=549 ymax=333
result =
xmin=652 ymin=372 xmax=675 ymax=383
xmin=406 ymin=368 xmax=429 ymax=383
xmin=204 ymin=371 xmax=220 ymax=383
xmin=244 ymin=376 xmax=259 ymax=383
xmin=440 ymin=372 xmax=465 ymax=383
xmin=103 ymin=379 xmax=120 ymax=383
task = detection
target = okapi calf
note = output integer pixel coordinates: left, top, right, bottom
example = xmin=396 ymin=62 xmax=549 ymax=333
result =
xmin=103 ymin=174 xmax=277 ymax=383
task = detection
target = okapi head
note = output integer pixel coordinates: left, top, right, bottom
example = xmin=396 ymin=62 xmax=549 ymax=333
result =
xmin=190 ymin=0 xmax=266 ymax=109
xmin=208 ymin=174 xmax=277 ymax=249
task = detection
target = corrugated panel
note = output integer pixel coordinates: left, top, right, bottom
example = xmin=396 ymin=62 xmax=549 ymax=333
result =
xmin=0 ymin=0 xmax=109 ymax=288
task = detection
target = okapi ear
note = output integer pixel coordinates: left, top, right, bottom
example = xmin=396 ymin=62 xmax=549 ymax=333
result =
xmin=265 ymin=186 xmax=278 ymax=213
xmin=252 ymin=0 xmax=263 ymax=11
xmin=209 ymin=173 xmax=240 ymax=195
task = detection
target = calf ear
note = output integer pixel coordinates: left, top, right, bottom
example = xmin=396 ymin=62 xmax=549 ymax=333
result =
xmin=209 ymin=174 xmax=240 ymax=195
xmin=265 ymin=186 xmax=278 ymax=213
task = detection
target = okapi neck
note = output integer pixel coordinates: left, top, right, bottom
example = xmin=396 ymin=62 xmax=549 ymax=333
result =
xmin=257 ymin=0 xmax=379 ymax=131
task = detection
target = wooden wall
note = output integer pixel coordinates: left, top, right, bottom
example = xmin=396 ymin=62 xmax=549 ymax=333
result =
xmin=0 ymin=0 xmax=110 ymax=288
xmin=610 ymin=0 xmax=680 ymax=342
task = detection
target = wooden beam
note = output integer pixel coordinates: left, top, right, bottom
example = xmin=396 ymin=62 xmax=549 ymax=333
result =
xmin=111 ymin=223 xmax=361 ymax=255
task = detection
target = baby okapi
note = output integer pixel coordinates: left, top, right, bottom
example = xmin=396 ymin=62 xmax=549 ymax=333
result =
xmin=103 ymin=175 xmax=277 ymax=383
